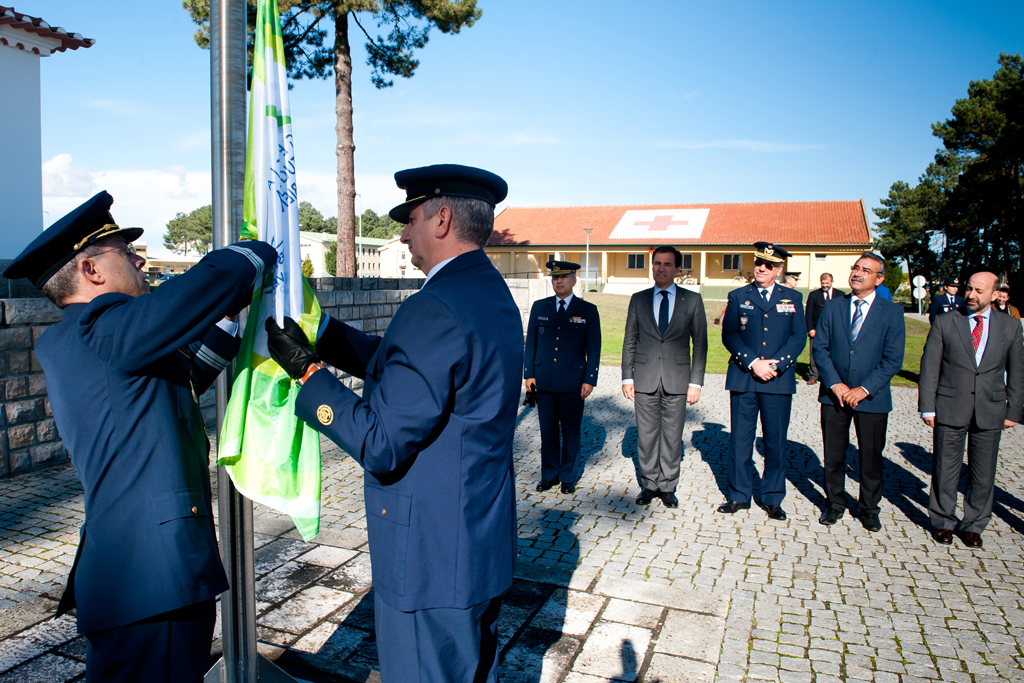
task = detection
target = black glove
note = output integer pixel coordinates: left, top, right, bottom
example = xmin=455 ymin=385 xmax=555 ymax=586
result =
xmin=523 ymin=388 xmax=537 ymax=408
xmin=265 ymin=316 xmax=320 ymax=379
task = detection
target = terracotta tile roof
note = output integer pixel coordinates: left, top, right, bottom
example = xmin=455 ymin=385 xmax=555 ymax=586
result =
xmin=0 ymin=6 xmax=95 ymax=55
xmin=489 ymin=201 xmax=871 ymax=247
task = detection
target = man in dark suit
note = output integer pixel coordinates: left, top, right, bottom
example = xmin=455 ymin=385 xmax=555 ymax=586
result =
xmin=621 ymin=245 xmax=707 ymax=509
xmin=812 ymin=252 xmax=906 ymax=532
xmin=2 ymin=192 xmax=276 ymax=682
xmin=928 ymin=277 xmax=964 ymax=324
xmin=920 ymin=270 xmax=1024 ymax=548
xmin=720 ymin=242 xmax=807 ymax=520
xmin=524 ymin=261 xmax=601 ymax=494
xmin=265 ymin=165 xmax=521 ymax=682
xmin=804 ymin=272 xmax=844 ymax=385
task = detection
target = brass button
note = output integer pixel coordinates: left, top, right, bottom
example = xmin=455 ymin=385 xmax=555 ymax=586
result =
xmin=763 ymin=342 xmax=767 ymax=346
xmin=556 ymin=337 xmax=560 ymax=340
xmin=764 ymin=314 xmax=768 ymax=318
xmin=555 ymin=347 xmax=559 ymax=351
xmin=554 ymin=358 xmax=558 ymax=362
xmin=191 ymin=506 xmax=198 ymax=514
xmin=764 ymin=327 xmax=768 ymax=331
xmin=382 ymin=508 xmax=387 ymax=516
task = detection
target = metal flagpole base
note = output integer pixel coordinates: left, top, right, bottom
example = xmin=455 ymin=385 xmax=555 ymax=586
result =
xmin=205 ymin=653 xmax=301 ymax=682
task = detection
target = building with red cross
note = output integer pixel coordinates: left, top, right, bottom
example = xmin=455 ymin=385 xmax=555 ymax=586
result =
xmin=484 ymin=200 xmax=873 ymax=297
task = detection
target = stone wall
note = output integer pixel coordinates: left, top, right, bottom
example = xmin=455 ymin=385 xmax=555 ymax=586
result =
xmin=0 ymin=273 xmax=565 ymax=479
xmin=0 ymin=299 xmax=67 ymax=478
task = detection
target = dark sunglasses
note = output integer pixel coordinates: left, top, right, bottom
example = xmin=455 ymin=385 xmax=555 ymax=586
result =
xmin=754 ymin=258 xmax=779 ymax=268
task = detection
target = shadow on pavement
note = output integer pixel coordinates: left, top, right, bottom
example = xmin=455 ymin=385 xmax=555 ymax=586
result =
xmin=692 ymin=422 xmax=729 ymax=498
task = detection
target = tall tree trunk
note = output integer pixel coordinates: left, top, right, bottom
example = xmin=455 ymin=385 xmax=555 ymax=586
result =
xmin=334 ymin=9 xmax=356 ymax=277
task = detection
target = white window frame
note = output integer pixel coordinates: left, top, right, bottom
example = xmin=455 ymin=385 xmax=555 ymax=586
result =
xmin=627 ymin=253 xmax=646 ymax=270
xmin=682 ymin=254 xmax=693 ymax=270
xmin=814 ymin=253 xmax=827 ymax=262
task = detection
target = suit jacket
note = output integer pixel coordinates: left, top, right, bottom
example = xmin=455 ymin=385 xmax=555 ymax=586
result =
xmin=723 ymin=284 xmax=807 ymax=394
xmin=919 ymin=308 xmax=1024 ymax=430
xmin=928 ymin=293 xmax=964 ymax=324
xmin=524 ymin=295 xmax=600 ymax=393
xmin=805 ymin=287 xmax=845 ymax=332
xmin=295 ymin=249 xmax=523 ymax=612
xmin=812 ymin=293 xmax=906 ymax=413
xmin=621 ymin=286 xmax=707 ymax=394
xmin=39 ymin=242 xmax=277 ymax=633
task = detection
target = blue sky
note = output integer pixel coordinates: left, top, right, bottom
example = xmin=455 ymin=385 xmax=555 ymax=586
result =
xmin=26 ymin=0 xmax=1023 ymax=257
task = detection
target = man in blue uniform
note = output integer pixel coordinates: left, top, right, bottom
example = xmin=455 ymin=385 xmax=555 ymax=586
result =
xmin=720 ymin=242 xmax=807 ymax=520
xmin=928 ymin=277 xmax=963 ymax=324
xmin=2 ymin=192 xmax=277 ymax=683
xmin=524 ymin=261 xmax=601 ymax=494
xmin=264 ymin=165 xmax=521 ymax=683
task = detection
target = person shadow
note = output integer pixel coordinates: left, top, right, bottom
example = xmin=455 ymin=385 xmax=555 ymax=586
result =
xmin=692 ymin=422 xmax=730 ymax=497
xmin=895 ymin=440 xmax=1024 ymax=535
xmin=499 ymin=509 xmax=582 ymax=682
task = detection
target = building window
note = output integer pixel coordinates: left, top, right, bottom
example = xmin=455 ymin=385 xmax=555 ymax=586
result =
xmin=682 ymin=254 xmax=693 ymax=270
xmin=400 ymin=268 xmax=406 ymax=277
xmin=723 ymin=254 xmax=742 ymax=271
xmin=814 ymin=253 xmax=827 ymax=262
xmin=627 ymin=253 xmax=646 ymax=270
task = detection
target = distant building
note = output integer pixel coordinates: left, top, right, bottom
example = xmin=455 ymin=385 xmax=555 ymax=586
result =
xmin=146 ymin=254 xmax=201 ymax=284
xmin=486 ymin=201 xmax=873 ymax=295
xmin=299 ymin=231 xmax=388 ymax=277
xmin=1 ymin=5 xmax=94 ymax=262
xmin=378 ymin=237 xmax=425 ymax=279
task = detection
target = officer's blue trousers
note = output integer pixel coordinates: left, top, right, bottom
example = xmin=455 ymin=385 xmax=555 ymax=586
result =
xmin=375 ymin=592 xmax=501 ymax=683
xmin=85 ymin=599 xmax=215 ymax=683
xmin=536 ymin=390 xmax=584 ymax=483
xmin=727 ymin=391 xmax=793 ymax=506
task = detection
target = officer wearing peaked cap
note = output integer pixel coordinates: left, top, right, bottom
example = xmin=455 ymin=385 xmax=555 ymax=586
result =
xmin=263 ymin=164 xmax=522 ymax=683
xmin=719 ymin=241 xmax=807 ymax=520
xmin=3 ymin=191 xmax=278 ymax=682
xmin=928 ymin=276 xmax=964 ymax=324
xmin=525 ymin=261 xmax=601 ymax=494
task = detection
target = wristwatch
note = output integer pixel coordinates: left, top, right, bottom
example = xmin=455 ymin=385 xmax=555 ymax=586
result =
xmin=297 ymin=362 xmax=324 ymax=386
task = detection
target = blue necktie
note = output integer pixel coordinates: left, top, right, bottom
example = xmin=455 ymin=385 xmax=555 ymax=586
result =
xmin=851 ymin=299 xmax=865 ymax=342
xmin=658 ymin=290 xmax=669 ymax=335
xmin=760 ymin=288 xmax=769 ymax=302
xmin=557 ymin=299 xmax=566 ymax=324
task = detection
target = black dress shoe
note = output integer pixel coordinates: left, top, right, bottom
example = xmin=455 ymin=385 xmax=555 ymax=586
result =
xmin=660 ymin=492 xmax=679 ymax=508
xmin=636 ymin=489 xmax=659 ymax=505
xmin=959 ymin=530 xmax=983 ymax=548
xmin=763 ymin=504 xmax=787 ymax=521
xmin=861 ymin=513 xmax=881 ymax=532
xmin=536 ymin=479 xmax=557 ymax=492
xmin=819 ymin=508 xmax=843 ymax=526
xmin=560 ymin=483 xmax=576 ymax=494
xmin=716 ymin=500 xmax=751 ymax=514
xmin=933 ymin=528 xmax=954 ymax=545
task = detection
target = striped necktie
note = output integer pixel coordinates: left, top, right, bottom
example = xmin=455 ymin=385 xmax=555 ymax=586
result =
xmin=851 ymin=299 xmax=865 ymax=342
xmin=972 ymin=315 xmax=983 ymax=352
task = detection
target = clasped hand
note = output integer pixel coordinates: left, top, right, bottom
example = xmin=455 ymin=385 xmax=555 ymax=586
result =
xmin=832 ymin=383 xmax=868 ymax=408
xmin=265 ymin=316 xmax=319 ymax=379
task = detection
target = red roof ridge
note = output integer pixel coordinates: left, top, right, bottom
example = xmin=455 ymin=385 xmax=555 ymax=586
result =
xmin=0 ymin=5 xmax=95 ymax=54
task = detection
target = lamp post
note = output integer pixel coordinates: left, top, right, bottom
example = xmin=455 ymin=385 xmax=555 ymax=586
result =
xmin=583 ymin=226 xmax=593 ymax=297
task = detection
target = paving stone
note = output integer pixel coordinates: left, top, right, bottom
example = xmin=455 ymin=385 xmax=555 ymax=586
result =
xmin=572 ymin=620 xmax=651 ymax=681
xmin=499 ymin=628 xmax=581 ymax=683
xmin=295 ymin=545 xmax=359 ymax=568
xmin=320 ymin=553 xmax=373 ymax=593
xmin=594 ymin=576 xmax=728 ymax=618
xmin=0 ymin=653 xmax=84 ymax=682
xmin=291 ymin=621 xmax=369 ymax=660
xmin=644 ymin=653 xmax=717 ymax=683
xmin=531 ymin=588 xmax=605 ymax=635
xmin=601 ymin=598 xmax=663 ymax=628
xmin=654 ymin=609 xmax=726 ymax=664
xmin=258 ymin=586 xmax=354 ymax=634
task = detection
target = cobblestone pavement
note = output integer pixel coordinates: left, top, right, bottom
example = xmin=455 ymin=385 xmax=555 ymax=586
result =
xmin=2 ymin=371 xmax=1024 ymax=682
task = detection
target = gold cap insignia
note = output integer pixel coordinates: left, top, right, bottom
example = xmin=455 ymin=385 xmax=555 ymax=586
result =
xmin=316 ymin=405 xmax=334 ymax=426
xmin=764 ymin=245 xmax=774 ymax=256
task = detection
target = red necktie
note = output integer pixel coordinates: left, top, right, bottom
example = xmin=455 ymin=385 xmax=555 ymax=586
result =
xmin=972 ymin=315 xmax=983 ymax=352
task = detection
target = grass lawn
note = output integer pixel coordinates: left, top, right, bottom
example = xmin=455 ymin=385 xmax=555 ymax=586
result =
xmin=587 ymin=293 xmax=930 ymax=387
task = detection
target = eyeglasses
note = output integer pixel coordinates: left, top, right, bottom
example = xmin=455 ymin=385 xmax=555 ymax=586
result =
xmin=91 ymin=243 xmax=137 ymax=259
xmin=850 ymin=265 xmax=875 ymax=275
xmin=754 ymin=258 xmax=779 ymax=268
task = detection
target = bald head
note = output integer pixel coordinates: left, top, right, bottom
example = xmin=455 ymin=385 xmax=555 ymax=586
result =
xmin=964 ymin=271 xmax=999 ymax=313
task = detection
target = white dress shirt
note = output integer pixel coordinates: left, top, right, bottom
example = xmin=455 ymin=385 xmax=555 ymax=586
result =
xmin=556 ymin=293 xmax=574 ymax=310
xmin=423 ymin=256 xmax=457 ymax=286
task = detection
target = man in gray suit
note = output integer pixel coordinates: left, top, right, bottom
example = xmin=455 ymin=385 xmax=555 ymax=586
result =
xmin=920 ymin=270 xmax=1024 ymax=548
xmin=622 ymin=246 xmax=708 ymax=508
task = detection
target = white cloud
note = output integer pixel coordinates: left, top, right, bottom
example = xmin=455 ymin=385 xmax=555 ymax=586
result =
xmin=41 ymin=154 xmax=407 ymax=259
xmin=42 ymin=154 xmax=96 ymax=197
xmin=654 ymin=139 xmax=826 ymax=152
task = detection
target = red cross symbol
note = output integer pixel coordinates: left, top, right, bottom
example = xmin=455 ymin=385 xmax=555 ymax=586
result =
xmin=633 ymin=215 xmax=689 ymax=232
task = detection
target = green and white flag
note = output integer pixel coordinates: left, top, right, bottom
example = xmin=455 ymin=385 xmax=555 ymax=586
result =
xmin=218 ymin=0 xmax=322 ymax=541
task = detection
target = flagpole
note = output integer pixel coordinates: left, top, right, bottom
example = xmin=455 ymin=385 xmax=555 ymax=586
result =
xmin=208 ymin=2 xmax=301 ymax=681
